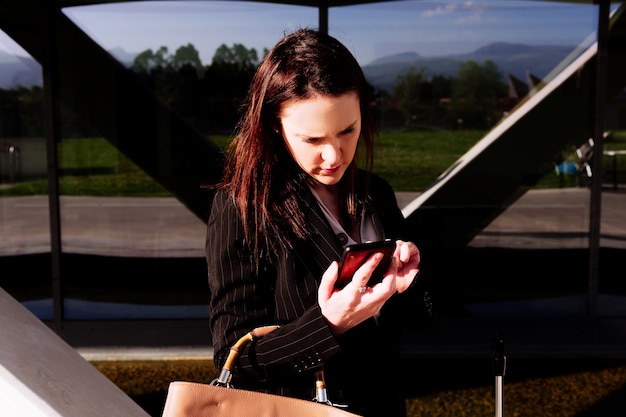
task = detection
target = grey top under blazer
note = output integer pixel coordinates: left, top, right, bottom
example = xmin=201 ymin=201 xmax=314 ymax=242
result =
xmin=206 ymin=171 xmax=433 ymax=417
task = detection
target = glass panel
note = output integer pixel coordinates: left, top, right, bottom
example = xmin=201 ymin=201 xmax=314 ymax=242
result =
xmin=64 ymin=1 xmax=316 ymax=136
xmin=330 ymin=1 xmax=619 ymax=318
xmin=58 ymin=1 xmax=317 ymax=320
xmin=0 ymin=30 xmax=52 ymax=319
xmin=64 ymin=1 xmax=315 ymax=66
xmin=56 ymin=123 xmax=210 ymax=320
xmin=10 ymin=0 xmax=620 ymax=323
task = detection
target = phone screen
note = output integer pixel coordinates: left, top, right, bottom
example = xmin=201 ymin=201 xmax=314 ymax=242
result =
xmin=336 ymin=240 xmax=395 ymax=289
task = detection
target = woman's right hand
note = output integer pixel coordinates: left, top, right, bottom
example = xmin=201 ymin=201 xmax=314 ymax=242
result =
xmin=318 ymin=253 xmax=398 ymax=335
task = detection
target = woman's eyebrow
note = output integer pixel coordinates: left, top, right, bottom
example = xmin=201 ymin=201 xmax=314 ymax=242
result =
xmin=339 ymin=121 xmax=358 ymax=134
xmin=294 ymin=132 xmax=322 ymax=140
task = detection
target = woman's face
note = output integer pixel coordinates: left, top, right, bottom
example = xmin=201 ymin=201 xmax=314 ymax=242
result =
xmin=279 ymin=91 xmax=361 ymax=186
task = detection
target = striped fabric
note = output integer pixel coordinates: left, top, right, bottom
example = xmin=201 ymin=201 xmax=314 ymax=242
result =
xmin=206 ymin=171 xmax=430 ymax=417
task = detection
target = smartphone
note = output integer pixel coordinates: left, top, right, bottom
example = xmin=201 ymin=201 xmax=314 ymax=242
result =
xmin=335 ymin=240 xmax=396 ymax=289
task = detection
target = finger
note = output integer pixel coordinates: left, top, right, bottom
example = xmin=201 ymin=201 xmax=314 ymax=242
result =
xmin=357 ymin=255 xmax=400 ymax=297
xmin=397 ymin=241 xmax=419 ymax=265
xmin=319 ymin=261 xmax=339 ymax=298
xmin=352 ymin=252 xmax=383 ymax=287
xmin=397 ymin=241 xmax=411 ymax=262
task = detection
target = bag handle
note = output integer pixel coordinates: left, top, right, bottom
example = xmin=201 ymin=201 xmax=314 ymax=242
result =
xmin=214 ymin=325 xmax=280 ymax=387
xmin=212 ymin=325 xmax=341 ymax=407
xmin=223 ymin=326 xmax=280 ymax=373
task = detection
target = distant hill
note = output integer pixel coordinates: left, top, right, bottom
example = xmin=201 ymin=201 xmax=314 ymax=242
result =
xmin=108 ymin=47 xmax=137 ymax=68
xmin=362 ymin=42 xmax=577 ymax=92
xmin=0 ymin=51 xmax=41 ymax=89
xmin=0 ymin=47 xmax=138 ymax=89
xmin=369 ymin=51 xmax=422 ymax=66
xmin=0 ymin=42 xmax=577 ymax=92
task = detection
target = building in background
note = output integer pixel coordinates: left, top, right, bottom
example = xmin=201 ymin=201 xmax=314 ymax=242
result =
xmin=0 ymin=0 xmax=625 ymax=356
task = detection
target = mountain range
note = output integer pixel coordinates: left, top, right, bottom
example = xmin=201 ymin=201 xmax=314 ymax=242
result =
xmin=0 ymin=52 xmax=42 ymax=89
xmin=362 ymin=42 xmax=580 ymax=92
xmin=0 ymin=42 xmax=579 ymax=91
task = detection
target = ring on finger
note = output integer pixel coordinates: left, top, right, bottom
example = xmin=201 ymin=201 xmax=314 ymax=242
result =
xmin=357 ymin=286 xmax=368 ymax=294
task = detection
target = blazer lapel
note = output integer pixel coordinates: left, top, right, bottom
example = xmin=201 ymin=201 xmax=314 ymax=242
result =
xmin=296 ymin=191 xmax=344 ymax=280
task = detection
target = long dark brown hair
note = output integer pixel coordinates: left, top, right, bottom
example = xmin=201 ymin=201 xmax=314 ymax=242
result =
xmin=221 ymin=28 xmax=377 ymax=258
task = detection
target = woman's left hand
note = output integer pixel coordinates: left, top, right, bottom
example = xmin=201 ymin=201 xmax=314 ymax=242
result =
xmin=318 ymin=240 xmax=421 ymax=335
xmin=393 ymin=240 xmax=420 ymax=293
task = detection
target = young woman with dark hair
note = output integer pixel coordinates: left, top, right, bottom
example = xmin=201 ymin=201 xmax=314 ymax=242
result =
xmin=206 ymin=28 xmax=432 ymax=417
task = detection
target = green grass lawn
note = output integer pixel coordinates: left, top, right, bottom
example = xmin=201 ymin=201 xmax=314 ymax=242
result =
xmin=1 ymin=129 xmax=625 ymax=197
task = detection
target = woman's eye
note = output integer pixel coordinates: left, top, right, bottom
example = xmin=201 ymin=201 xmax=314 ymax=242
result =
xmin=341 ymin=127 xmax=355 ymax=135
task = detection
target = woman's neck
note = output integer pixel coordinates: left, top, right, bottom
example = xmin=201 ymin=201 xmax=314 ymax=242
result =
xmin=311 ymin=182 xmax=340 ymax=217
xmin=311 ymin=182 xmax=361 ymax=243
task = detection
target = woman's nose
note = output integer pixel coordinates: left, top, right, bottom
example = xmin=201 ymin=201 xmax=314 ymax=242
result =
xmin=321 ymin=142 xmax=340 ymax=164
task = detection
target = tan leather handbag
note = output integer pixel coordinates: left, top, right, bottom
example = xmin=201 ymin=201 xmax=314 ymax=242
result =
xmin=162 ymin=326 xmax=361 ymax=417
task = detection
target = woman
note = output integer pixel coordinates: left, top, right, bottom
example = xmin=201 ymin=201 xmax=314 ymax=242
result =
xmin=206 ymin=28 xmax=432 ymax=417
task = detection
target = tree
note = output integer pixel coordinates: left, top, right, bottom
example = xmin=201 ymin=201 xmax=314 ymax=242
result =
xmin=128 ymin=42 xmax=260 ymax=133
xmin=390 ymin=67 xmax=453 ymax=129
xmin=453 ymin=60 xmax=503 ymax=100
xmin=130 ymin=46 xmax=170 ymax=72
xmin=171 ymin=43 xmax=203 ymax=76
xmin=449 ymin=60 xmax=507 ymax=128
xmin=131 ymin=44 xmax=203 ymax=76
xmin=392 ymin=66 xmax=429 ymax=128
xmin=211 ymin=43 xmax=259 ymax=70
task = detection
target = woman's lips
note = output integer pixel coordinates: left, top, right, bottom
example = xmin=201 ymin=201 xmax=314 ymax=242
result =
xmin=320 ymin=166 xmax=341 ymax=175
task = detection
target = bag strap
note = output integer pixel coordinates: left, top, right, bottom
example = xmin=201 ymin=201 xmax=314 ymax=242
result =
xmin=214 ymin=325 xmax=280 ymax=386
xmin=213 ymin=325 xmax=344 ymax=408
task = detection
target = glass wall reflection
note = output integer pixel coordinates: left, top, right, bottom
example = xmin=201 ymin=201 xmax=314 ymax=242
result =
xmin=0 ymin=30 xmax=51 ymax=318
xmin=56 ymin=1 xmax=317 ymax=320
xmin=55 ymin=113 xmax=210 ymax=319
xmin=330 ymin=1 xmax=624 ymax=319
xmin=1 ymin=1 xmax=624 ymax=326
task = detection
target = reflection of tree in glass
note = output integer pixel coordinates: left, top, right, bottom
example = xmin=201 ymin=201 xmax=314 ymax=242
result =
xmin=390 ymin=60 xmax=507 ymax=130
xmin=129 ymin=42 xmax=508 ymax=132
xmin=450 ymin=60 xmax=507 ymax=129
xmin=211 ymin=43 xmax=260 ymax=71
xmin=130 ymin=43 xmax=260 ymax=134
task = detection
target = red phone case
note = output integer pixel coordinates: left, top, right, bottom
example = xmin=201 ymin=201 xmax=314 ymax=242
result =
xmin=336 ymin=240 xmax=395 ymax=289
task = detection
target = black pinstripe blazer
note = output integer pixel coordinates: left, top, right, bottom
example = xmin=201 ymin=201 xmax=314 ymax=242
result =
xmin=206 ymin=172 xmax=431 ymax=417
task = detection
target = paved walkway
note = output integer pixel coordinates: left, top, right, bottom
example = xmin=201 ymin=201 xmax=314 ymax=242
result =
xmin=394 ymin=187 xmax=624 ymax=249
xmin=2 ymin=187 xmax=624 ymax=258
xmin=2 ymin=187 xmax=625 ymax=360
xmin=467 ymin=187 xmax=626 ymax=249
xmin=0 ymin=195 xmax=207 ymax=257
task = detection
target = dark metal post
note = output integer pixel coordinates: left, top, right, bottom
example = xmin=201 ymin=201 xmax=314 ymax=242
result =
xmin=588 ymin=0 xmax=610 ymax=317
xmin=492 ymin=334 xmax=506 ymax=417
xmin=318 ymin=0 xmax=328 ymax=34
xmin=42 ymin=5 xmax=65 ymax=328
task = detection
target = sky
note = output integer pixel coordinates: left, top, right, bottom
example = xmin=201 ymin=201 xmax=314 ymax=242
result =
xmin=0 ymin=0 xmax=604 ymax=66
